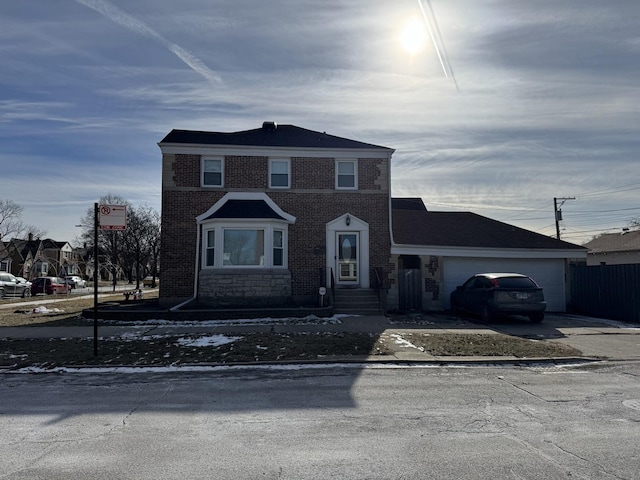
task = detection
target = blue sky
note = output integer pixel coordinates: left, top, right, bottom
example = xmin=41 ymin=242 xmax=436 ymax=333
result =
xmin=1 ymin=0 xmax=639 ymax=245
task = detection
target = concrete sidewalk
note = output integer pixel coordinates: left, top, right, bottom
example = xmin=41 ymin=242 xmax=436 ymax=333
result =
xmin=1 ymin=312 xmax=638 ymax=363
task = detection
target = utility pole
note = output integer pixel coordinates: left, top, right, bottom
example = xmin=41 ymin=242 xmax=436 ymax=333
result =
xmin=554 ymin=197 xmax=575 ymax=239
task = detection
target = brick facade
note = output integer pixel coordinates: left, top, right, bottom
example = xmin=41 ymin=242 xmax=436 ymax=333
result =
xmin=159 ymin=144 xmax=392 ymax=308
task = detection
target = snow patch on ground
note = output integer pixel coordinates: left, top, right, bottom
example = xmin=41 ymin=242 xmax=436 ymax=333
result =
xmin=390 ymin=334 xmax=425 ymax=352
xmin=32 ymin=306 xmax=65 ymax=314
xmin=176 ymin=335 xmax=243 ymax=347
xmin=96 ymin=314 xmax=349 ymax=326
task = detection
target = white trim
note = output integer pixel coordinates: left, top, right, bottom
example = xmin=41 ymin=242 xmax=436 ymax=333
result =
xmin=391 ymin=243 xmax=587 ymax=259
xmin=335 ymin=159 xmax=358 ymax=190
xmin=326 ymin=213 xmax=370 ymax=288
xmin=201 ymin=157 xmax=224 ymax=187
xmin=159 ymin=143 xmax=393 ymax=159
xmin=196 ymin=192 xmax=296 ymax=224
xmin=201 ymin=222 xmax=289 ymax=269
xmin=269 ymin=157 xmax=290 ymax=189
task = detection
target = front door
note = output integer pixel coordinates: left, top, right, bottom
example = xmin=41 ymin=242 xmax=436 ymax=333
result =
xmin=337 ymin=232 xmax=359 ymax=285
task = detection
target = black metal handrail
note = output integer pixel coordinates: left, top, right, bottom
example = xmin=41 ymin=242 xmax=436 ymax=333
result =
xmin=373 ymin=267 xmax=383 ymax=310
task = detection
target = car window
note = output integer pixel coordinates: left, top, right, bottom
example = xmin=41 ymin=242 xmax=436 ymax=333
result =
xmin=496 ymin=277 xmax=537 ymax=288
xmin=462 ymin=277 xmax=476 ymax=289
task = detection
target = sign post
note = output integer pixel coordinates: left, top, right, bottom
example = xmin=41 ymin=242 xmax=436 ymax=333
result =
xmin=93 ymin=204 xmax=127 ymax=356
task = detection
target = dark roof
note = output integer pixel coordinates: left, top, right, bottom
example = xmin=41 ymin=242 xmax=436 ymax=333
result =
xmin=391 ymin=198 xmax=427 ymax=211
xmin=392 ymin=198 xmax=585 ymax=250
xmin=202 ymin=200 xmax=286 ymax=220
xmin=582 ymin=230 xmax=640 ymax=253
xmin=160 ymin=123 xmax=393 ymax=151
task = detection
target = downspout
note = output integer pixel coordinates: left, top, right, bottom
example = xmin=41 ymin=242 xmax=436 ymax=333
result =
xmin=388 ymin=150 xmax=396 ymax=246
xmin=169 ymin=222 xmax=201 ymax=311
xmin=384 ymin=149 xmax=396 ymax=312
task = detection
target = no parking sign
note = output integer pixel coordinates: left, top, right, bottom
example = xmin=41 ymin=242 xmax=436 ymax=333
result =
xmin=99 ymin=204 xmax=127 ymax=230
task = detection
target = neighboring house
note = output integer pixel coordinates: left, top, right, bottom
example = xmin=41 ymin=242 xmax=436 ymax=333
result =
xmin=582 ymin=230 xmax=640 ymax=266
xmin=5 ymin=234 xmax=80 ymax=279
xmin=158 ymin=122 xmax=394 ymax=309
xmin=389 ymin=198 xmax=587 ymax=312
xmin=0 ymin=240 xmax=10 ymax=273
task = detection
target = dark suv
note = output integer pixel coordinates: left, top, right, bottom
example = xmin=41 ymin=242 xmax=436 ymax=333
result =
xmin=0 ymin=272 xmax=32 ymax=298
xmin=450 ymin=273 xmax=546 ymax=323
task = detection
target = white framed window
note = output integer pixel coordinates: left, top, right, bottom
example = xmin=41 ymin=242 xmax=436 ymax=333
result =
xmin=0 ymin=261 xmax=8 ymax=272
xmin=205 ymin=230 xmax=215 ymax=267
xmin=269 ymin=158 xmax=290 ymax=188
xmin=202 ymin=223 xmax=288 ymax=269
xmin=273 ymin=230 xmax=284 ymax=266
xmin=202 ymin=157 xmax=223 ymax=187
xmin=336 ymin=160 xmax=357 ymax=189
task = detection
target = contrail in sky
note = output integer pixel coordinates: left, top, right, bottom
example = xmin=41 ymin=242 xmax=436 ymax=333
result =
xmin=75 ymin=0 xmax=222 ymax=84
xmin=417 ymin=0 xmax=458 ymax=90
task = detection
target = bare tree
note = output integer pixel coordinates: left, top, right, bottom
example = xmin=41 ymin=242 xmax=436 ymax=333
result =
xmin=78 ymin=194 xmax=130 ymax=285
xmin=120 ymin=205 xmax=161 ymax=288
xmin=0 ymin=198 xmax=46 ymax=241
xmin=77 ymin=196 xmax=160 ymax=287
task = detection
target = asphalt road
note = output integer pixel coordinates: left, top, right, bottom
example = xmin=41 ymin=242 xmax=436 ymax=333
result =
xmin=2 ymin=362 xmax=639 ymax=479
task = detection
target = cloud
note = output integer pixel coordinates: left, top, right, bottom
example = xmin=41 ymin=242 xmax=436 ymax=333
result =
xmin=74 ymin=0 xmax=222 ymax=84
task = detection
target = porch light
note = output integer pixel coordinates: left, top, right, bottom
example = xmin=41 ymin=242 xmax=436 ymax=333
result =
xmin=346 ymin=215 xmax=351 ymax=226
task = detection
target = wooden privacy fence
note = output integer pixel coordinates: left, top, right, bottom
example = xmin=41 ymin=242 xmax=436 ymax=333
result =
xmin=569 ymin=263 xmax=640 ymax=323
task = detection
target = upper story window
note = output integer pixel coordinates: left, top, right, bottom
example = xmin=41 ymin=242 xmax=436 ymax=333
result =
xmin=202 ymin=158 xmax=223 ymax=187
xmin=336 ymin=160 xmax=357 ymax=190
xmin=269 ymin=158 xmax=290 ymax=189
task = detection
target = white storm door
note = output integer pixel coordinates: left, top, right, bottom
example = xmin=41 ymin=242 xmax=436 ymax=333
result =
xmin=337 ymin=232 xmax=359 ymax=284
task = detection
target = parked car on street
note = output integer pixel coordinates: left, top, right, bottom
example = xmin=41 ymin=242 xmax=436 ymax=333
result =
xmin=0 ymin=272 xmax=32 ymax=298
xmin=15 ymin=276 xmax=32 ymax=286
xmin=65 ymin=275 xmax=86 ymax=289
xmin=31 ymin=277 xmax=70 ymax=295
xmin=450 ymin=273 xmax=546 ymax=323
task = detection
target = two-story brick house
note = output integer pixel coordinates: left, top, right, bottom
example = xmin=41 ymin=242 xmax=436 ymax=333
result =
xmin=158 ymin=122 xmax=394 ymax=309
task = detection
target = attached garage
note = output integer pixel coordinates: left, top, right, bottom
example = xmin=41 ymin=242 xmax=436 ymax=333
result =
xmin=443 ymin=257 xmax=566 ymax=312
xmin=389 ymin=198 xmax=587 ymax=313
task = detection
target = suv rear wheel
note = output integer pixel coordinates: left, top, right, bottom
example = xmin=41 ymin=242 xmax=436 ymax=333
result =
xmin=529 ymin=313 xmax=544 ymax=323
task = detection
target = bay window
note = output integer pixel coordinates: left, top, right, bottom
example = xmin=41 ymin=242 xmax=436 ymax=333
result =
xmin=202 ymin=223 xmax=288 ymax=269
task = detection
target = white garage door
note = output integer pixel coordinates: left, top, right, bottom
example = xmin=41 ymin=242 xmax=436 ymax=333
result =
xmin=443 ymin=257 xmax=566 ymax=312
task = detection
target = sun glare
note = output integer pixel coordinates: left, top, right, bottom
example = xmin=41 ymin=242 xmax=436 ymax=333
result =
xmin=400 ymin=16 xmax=427 ymax=56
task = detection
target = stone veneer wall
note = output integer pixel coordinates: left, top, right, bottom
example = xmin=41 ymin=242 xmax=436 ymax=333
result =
xmin=387 ymin=254 xmax=445 ymax=312
xmin=197 ymin=268 xmax=292 ymax=307
xmin=423 ymin=255 xmax=443 ymax=311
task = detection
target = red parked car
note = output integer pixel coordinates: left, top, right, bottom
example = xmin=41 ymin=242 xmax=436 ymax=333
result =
xmin=31 ymin=277 xmax=70 ymax=295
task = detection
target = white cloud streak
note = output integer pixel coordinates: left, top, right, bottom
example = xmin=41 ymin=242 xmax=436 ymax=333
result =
xmin=74 ymin=0 xmax=222 ymax=84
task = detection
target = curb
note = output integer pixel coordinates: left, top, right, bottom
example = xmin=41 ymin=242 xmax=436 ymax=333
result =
xmin=0 ymin=355 xmax=612 ymax=373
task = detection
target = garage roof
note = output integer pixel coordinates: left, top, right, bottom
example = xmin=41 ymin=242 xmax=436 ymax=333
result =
xmin=392 ymin=198 xmax=586 ymax=250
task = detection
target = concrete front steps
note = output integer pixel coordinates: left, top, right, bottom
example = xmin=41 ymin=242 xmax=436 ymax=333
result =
xmin=333 ymin=288 xmax=382 ymax=315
